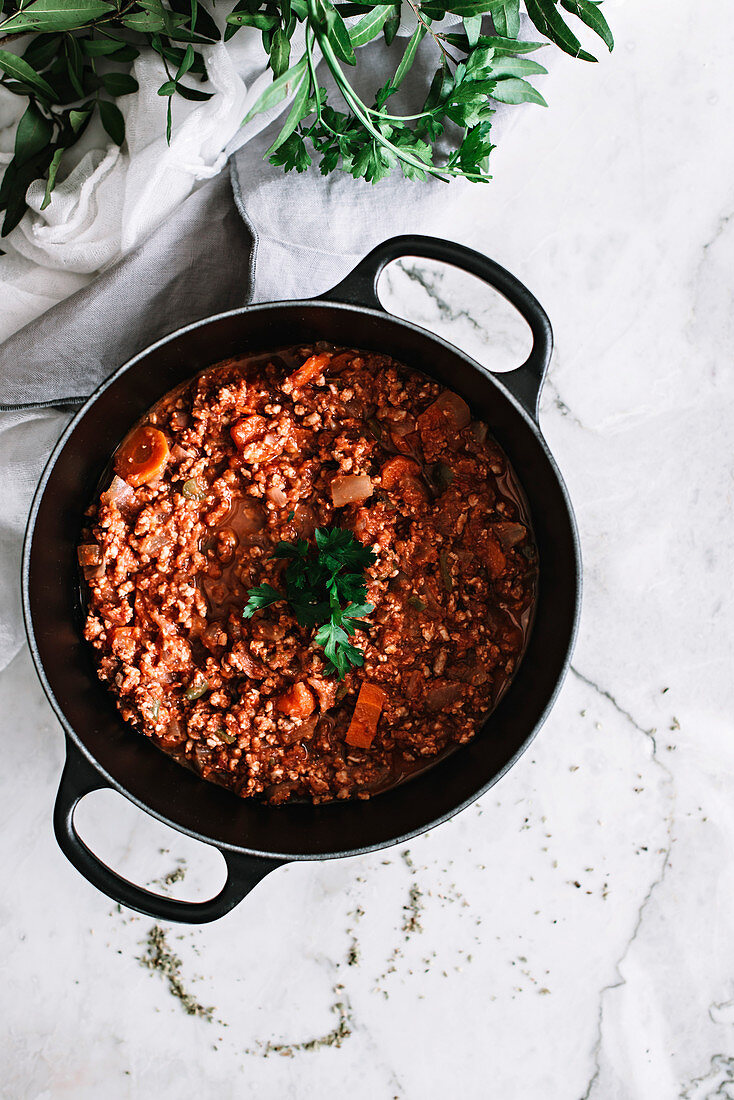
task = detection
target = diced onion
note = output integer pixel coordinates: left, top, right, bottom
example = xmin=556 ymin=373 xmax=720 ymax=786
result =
xmin=77 ymin=543 xmax=102 ymax=567
xmin=330 ymin=474 xmax=374 ymax=508
xmin=433 ymin=391 xmax=471 ymax=429
xmin=102 ymin=474 xmax=134 ymax=511
xmin=266 ymin=485 xmax=288 ymax=507
xmin=139 ymin=529 xmax=170 ymax=556
xmin=494 ymin=522 xmax=526 ymax=549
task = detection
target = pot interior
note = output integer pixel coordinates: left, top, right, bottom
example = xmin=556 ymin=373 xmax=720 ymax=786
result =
xmin=26 ymin=302 xmax=580 ymax=858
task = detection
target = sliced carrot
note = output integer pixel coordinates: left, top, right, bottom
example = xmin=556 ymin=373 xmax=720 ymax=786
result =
xmin=115 ymin=425 xmax=169 ymax=487
xmin=345 ymin=682 xmax=387 ymax=749
xmin=289 ymin=352 xmax=332 ymax=390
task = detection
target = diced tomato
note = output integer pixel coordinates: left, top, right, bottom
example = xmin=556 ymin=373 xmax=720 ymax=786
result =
xmin=379 ymin=456 xmax=428 ymax=506
xmin=115 ymin=425 xmax=169 ymax=487
xmin=345 ymin=682 xmax=387 ymax=749
xmin=417 ymin=391 xmax=472 ymax=460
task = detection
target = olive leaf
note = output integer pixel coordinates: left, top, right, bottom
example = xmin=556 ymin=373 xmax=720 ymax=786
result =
xmin=0 ymin=0 xmax=115 ymax=33
xmin=14 ymin=103 xmax=53 ymax=165
xmin=0 ymin=48 xmax=57 ymax=99
xmin=99 ymin=98 xmax=125 ymax=144
xmin=41 ymin=147 xmax=64 ymax=209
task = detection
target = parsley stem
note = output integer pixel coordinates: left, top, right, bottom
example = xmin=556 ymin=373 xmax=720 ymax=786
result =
xmin=310 ymin=12 xmax=452 ymax=183
xmin=306 ymin=0 xmax=489 ymax=184
xmin=304 ymin=23 xmax=345 ymax=141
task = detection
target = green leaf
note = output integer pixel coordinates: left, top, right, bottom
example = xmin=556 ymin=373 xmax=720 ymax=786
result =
xmin=69 ymin=104 xmax=92 ymax=130
xmin=0 ymin=0 xmax=114 ymax=33
xmin=109 ymin=43 xmax=141 ymax=62
xmin=349 ymin=3 xmax=391 ymax=47
xmin=175 ymin=42 xmax=195 ymax=80
xmin=158 ymin=79 xmax=176 ymax=95
xmin=0 ymin=145 xmax=55 ymax=235
xmin=444 ymin=33 xmax=546 ymax=52
xmin=524 ymin=0 xmax=597 ymax=61
xmin=174 ymin=82 xmax=214 ymax=101
xmin=490 ymin=75 xmax=547 ymax=104
xmin=100 ymin=71 xmax=139 ymax=96
xmin=243 ymin=54 xmax=308 ymax=123
xmin=269 ymin=130 xmax=311 ymax=172
xmin=560 ymin=0 xmax=613 ymax=50
xmin=463 ymin=13 xmax=482 ymax=45
xmin=490 ymin=0 xmax=519 ymax=37
xmin=0 ymin=48 xmax=57 ymax=100
xmin=225 ymin=10 xmax=278 ymax=29
xmin=80 ymin=37 xmax=127 ymax=55
xmin=269 ymin=26 xmax=290 ymax=77
xmin=22 ymin=33 xmax=62 ymax=70
xmin=14 ymin=102 xmax=52 ymax=166
xmin=323 ymin=2 xmax=357 ymax=65
xmin=168 ymin=0 xmax=220 ymax=39
xmin=40 ymin=146 xmax=63 ymax=209
xmin=489 ymin=56 xmax=547 ymax=76
xmin=383 ymin=2 xmax=400 ymax=45
xmin=242 ymin=583 xmax=283 ymax=618
xmin=266 ymin=69 xmax=309 ymax=154
xmin=121 ymin=9 xmax=166 ymax=31
xmin=392 ymin=23 xmax=426 ymax=89
xmin=64 ymin=34 xmax=85 ymax=98
xmin=98 ymin=97 xmax=125 ymax=144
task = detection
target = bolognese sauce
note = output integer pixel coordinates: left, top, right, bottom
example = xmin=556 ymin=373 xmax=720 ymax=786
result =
xmin=79 ymin=345 xmax=537 ymax=804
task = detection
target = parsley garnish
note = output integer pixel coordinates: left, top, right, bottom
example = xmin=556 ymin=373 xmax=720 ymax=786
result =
xmin=243 ymin=526 xmax=377 ymax=679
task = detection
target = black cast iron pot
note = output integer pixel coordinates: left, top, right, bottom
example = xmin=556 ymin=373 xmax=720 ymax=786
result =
xmin=22 ymin=235 xmax=581 ymax=923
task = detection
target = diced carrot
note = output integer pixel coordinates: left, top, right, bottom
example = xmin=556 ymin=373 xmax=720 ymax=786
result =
xmin=345 ymin=682 xmax=387 ymax=749
xmin=289 ymin=352 xmax=332 ymax=390
xmin=231 ymin=415 xmax=267 ymax=449
xmin=115 ymin=425 xmax=169 ymax=487
xmin=276 ymin=681 xmax=315 ymax=720
xmin=486 ymin=536 xmax=506 ymax=579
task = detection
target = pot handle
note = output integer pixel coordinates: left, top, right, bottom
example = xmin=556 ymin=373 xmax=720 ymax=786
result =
xmin=53 ymin=740 xmax=283 ymax=924
xmin=319 ymin=234 xmax=553 ymax=421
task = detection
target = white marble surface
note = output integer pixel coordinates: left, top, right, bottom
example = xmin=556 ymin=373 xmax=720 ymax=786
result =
xmin=3 ymin=0 xmax=734 ymax=1096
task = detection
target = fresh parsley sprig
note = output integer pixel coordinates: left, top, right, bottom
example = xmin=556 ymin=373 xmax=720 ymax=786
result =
xmin=0 ymin=0 xmax=612 ymax=232
xmin=243 ymin=0 xmax=614 ymax=184
xmin=243 ymin=526 xmax=377 ymax=679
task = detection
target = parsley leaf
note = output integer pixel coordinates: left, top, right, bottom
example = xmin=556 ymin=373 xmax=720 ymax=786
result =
xmin=243 ymin=525 xmax=377 ymax=678
xmin=242 ymin=583 xmax=283 ymax=618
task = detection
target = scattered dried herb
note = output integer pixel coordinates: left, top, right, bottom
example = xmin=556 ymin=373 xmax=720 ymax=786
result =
xmin=138 ymin=925 xmax=215 ymax=1021
xmin=249 ymin=987 xmax=353 ymax=1056
xmin=402 ymin=883 xmax=425 ymax=936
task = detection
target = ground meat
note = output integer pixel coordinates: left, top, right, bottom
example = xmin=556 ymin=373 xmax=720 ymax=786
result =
xmin=80 ymin=344 xmax=537 ymax=804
